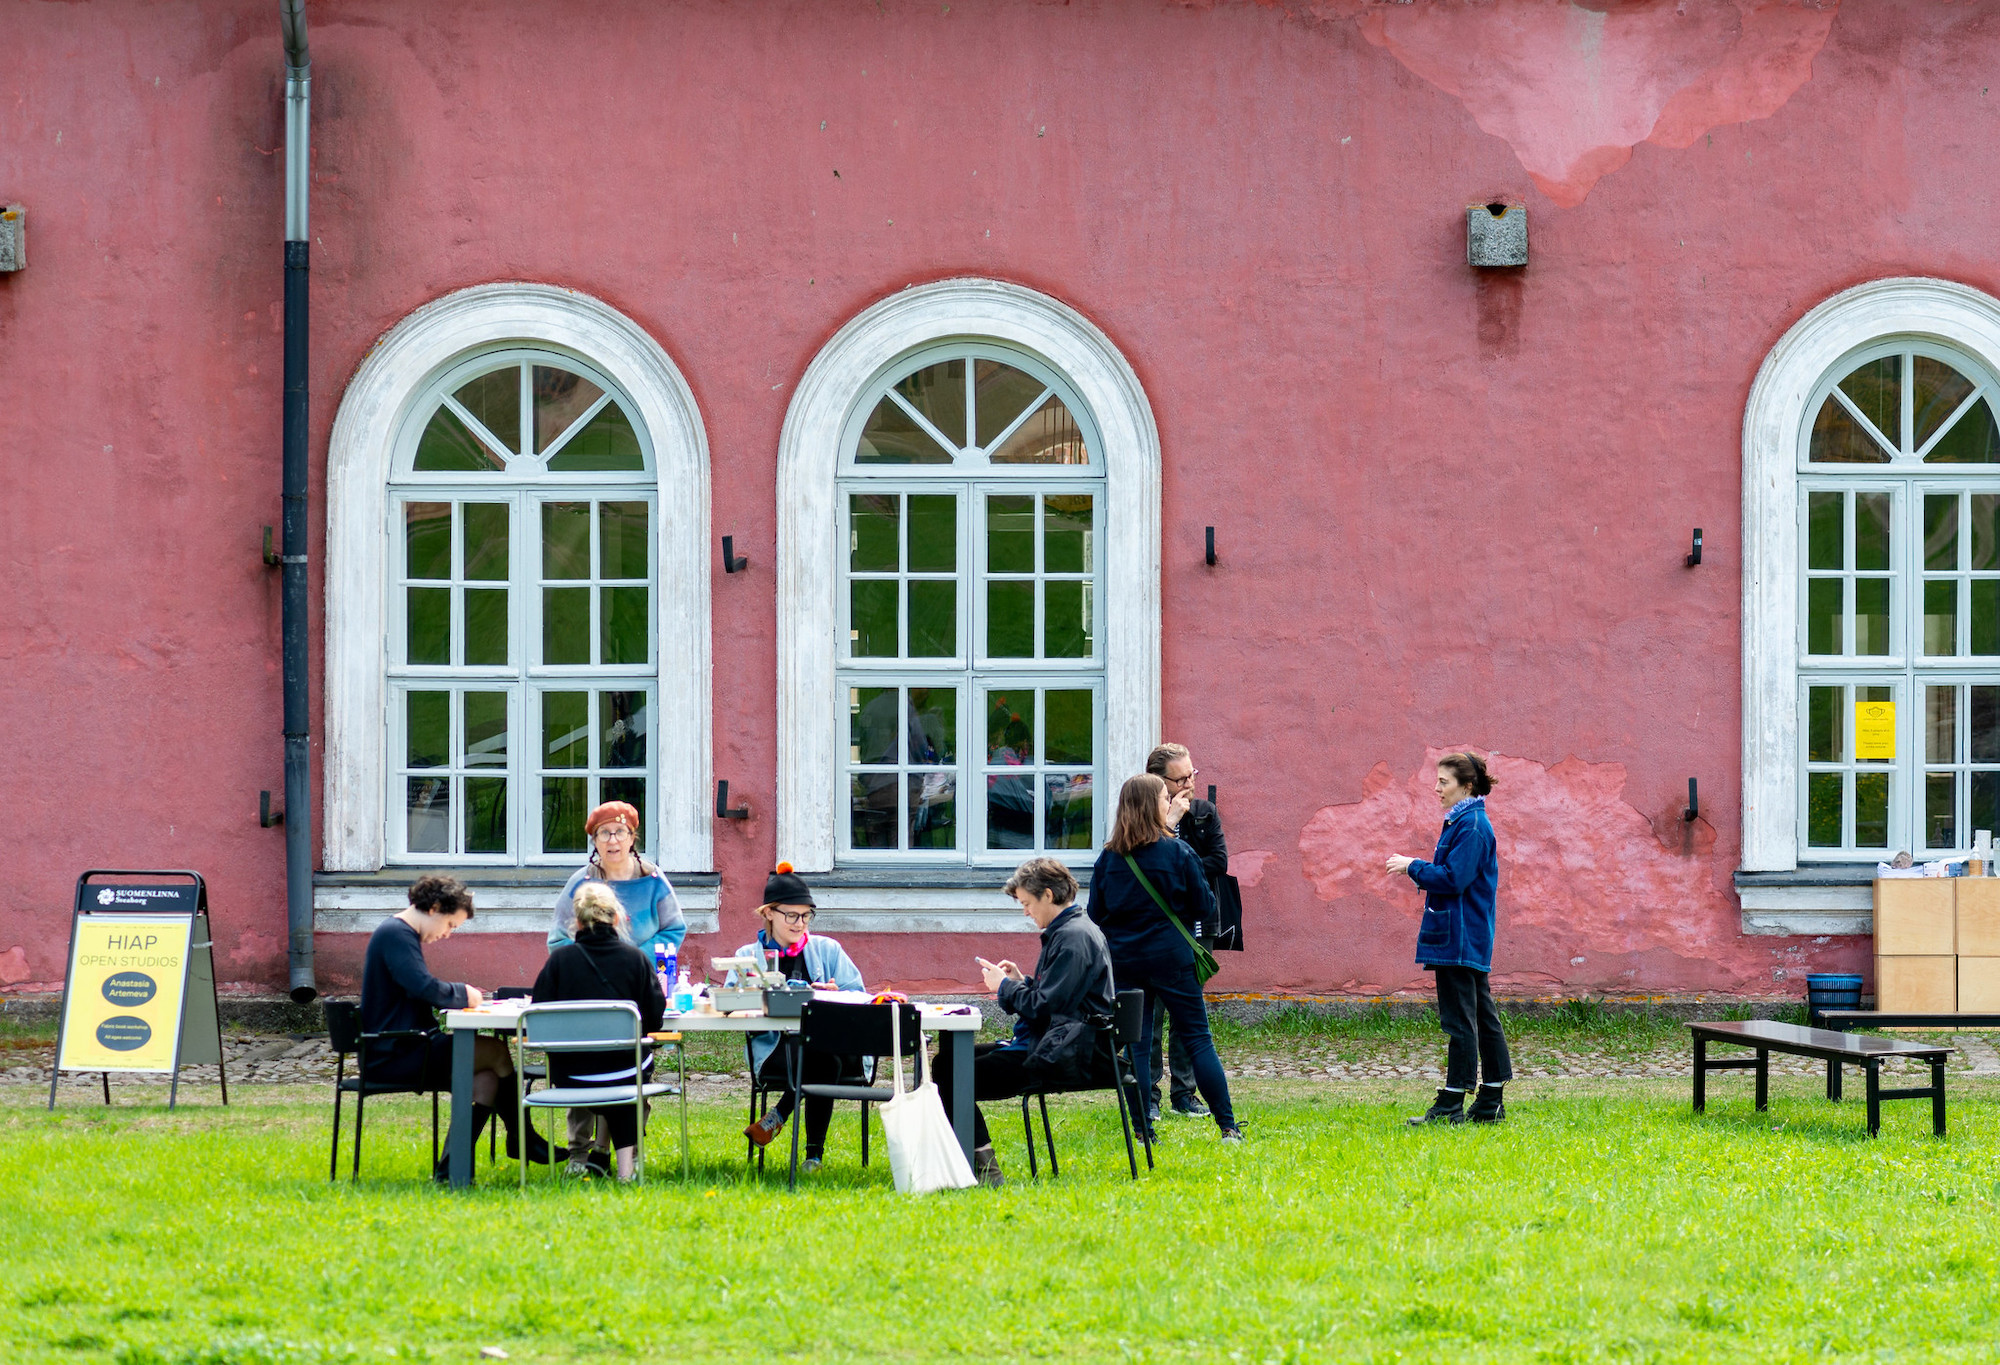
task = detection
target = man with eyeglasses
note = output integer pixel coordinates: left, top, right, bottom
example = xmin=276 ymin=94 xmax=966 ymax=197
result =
xmin=1143 ymin=742 xmax=1229 ymax=1124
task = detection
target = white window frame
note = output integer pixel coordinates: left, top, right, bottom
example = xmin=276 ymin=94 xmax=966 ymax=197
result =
xmin=777 ymin=279 xmax=1160 ymax=876
xmin=326 ymin=283 xmax=712 ymax=874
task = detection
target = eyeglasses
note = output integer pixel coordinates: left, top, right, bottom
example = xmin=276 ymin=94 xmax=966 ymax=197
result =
xmin=772 ymin=909 xmax=815 ymax=926
xmin=593 ymin=825 xmax=633 ymax=840
xmin=1166 ymin=769 xmax=1200 ymax=786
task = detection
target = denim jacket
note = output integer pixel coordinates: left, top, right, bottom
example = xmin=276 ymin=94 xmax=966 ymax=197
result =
xmin=733 ymin=931 xmax=866 ymax=1073
xmin=1407 ymin=796 xmax=1499 ymax=972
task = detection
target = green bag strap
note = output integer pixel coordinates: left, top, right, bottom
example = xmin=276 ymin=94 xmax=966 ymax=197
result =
xmin=1123 ymin=853 xmax=1204 ymax=958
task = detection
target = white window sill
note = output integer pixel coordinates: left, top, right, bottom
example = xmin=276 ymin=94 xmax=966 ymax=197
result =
xmin=809 ymin=887 xmax=1062 ymax=934
xmin=312 ymin=875 xmax=718 ymax=935
xmin=1734 ymin=868 xmax=1871 ymax=936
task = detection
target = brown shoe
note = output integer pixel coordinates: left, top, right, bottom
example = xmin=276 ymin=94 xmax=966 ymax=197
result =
xmin=744 ymin=1110 xmax=785 ymax=1148
xmin=972 ymin=1144 xmax=1004 ymax=1188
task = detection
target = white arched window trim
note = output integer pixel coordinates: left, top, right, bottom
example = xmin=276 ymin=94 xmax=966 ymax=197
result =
xmin=777 ymin=279 xmax=1161 ymax=890
xmin=1743 ymin=278 xmax=2000 ymax=904
xmin=325 ymin=283 xmax=714 ymax=883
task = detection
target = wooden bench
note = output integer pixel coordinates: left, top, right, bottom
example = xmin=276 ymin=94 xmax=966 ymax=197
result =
xmin=1688 ymin=1020 xmax=1952 ymax=1137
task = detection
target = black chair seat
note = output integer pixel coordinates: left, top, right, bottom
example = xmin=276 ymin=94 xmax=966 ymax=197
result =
xmin=324 ymin=1000 xmax=442 ymax=1182
xmin=337 ymin=1077 xmax=430 ymax=1097
xmin=800 ymin=1083 xmax=898 ymax=1103
xmin=1018 ymin=991 xmax=1154 ymax=1181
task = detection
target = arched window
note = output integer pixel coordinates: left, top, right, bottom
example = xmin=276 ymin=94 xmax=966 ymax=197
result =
xmin=838 ymin=344 xmax=1106 ymax=862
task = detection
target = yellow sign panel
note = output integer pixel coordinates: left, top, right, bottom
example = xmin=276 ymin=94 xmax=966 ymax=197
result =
xmin=57 ymin=915 xmax=192 ymax=1073
xmin=1855 ymin=699 xmax=1897 ymax=761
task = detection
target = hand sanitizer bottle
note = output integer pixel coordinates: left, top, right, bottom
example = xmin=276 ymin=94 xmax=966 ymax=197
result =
xmin=673 ymin=969 xmax=696 ymax=1014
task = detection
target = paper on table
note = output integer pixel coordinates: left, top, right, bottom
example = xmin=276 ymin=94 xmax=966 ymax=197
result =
xmin=813 ymin=989 xmax=877 ymax=1004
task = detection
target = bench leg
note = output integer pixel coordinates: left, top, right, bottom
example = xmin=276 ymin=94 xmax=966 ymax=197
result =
xmin=1826 ymin=1057 xmax=1842 ymax=1102
xmin=1755 ymin=1049 xmax=1769 ymax=1112
xmin=1866 ymin=1059 xmax=1881 ymax=1137
xmin=1932 ymin=1056 xmax=1947 ymax=1138
xmin=1692 ymin=1037 xmax=1706 ymax=1114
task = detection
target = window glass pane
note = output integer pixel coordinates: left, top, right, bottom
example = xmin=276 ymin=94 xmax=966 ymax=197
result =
xmin=849 ymin=581 xmax=899 ymax=657
xmin=986 ymin=774 xmax=1034 ymax=849
xmin=542 ymin=503 xmax=592 ymax=579
xmin=1854 ymin=771 xmax=1890 ymax=849
xmin=908 ymin=580 xmax=956 ymax=657
xmin=1045 ymin=690 xmax=1093 ymax=765
xmin=1805 ymin=579 xmax=1842 ymax=655
xmin=1971 ymin=495 xmax=2000 ymax=570
xmin=1045 ymin=774 xmax=1093 ymax=849
xmin=1807 ymin=686 xmax=1839 ymax=763
xmin=974 ymin=360 xmax=1048 ymax=449
xmin=543 ymin=777 xmax=587 ymax=854
xmin=464 ymin=589 xmax=508 ymax=666
xmin=546 ymin=402 xmax=642 ymax=472
xmin=407 ymin=777 xmax=450 ymax=853
xmin=1974 ymin=687 xmax=2000 ymax=763
xmin=1927 ymin=396 xmax=2000 ymax=464
xmin=532 ymin=366 xmax=605 ymax=455
xmin=894 ymin=360 xmax=967 ymax=450
xmin=849 ymin=687 xmax=899 ymax=765
xmin=463 ymin=503 xmax=509 ymax=581
xmin=990 ymin=393 xmax=1089 ymax=465
xmin=1915 ymin=357 xmax=1976 ymax=450
xmin=1044 ymin=581 xmax=1091 ymax=657
xmin=465 ymin=776 xmax=508 ymax=854
xmin=1806 ymin=772 xmax=1843 ymax=848
xmin=407 ymin=690 xmax=449 ymax=768
xmin=463 ymin=692 xmax=508 ymax=768
xmin=601 ymin=692 xmax=647 ymax=768
xmin=601 ymin=586 xmax=649 ymax=665
xmin=909 ymin=687 xmax=956 ymax=765
xmin=599 ymin=503 xmax=649 ymax=579
xmin=1926 ymin=686 xmax=1957 ymax=765
xmin=1806 ymin=492 xmax=1843 ymax=570
xmin=1855 ymin=578 xmax=1890 ymax=655
xmin=1045 ymin=495 xmax=1093 ymax=573
xmin=407 ymin=587 xmax=450 ymax=665
xmin=850 ymin=774 xmax=899 ymax=849
xmin=543 ymin=691 xmax=588 ymax=768
xmin=1839 ymin=356 xmax=1900 ymax=447
xmin=1925 ymin=580 xmax=1958 ymax=656
xmin=1855 ymin=493 xmax=1891 ymax=570
xmin=1925 ymin=494 xmax=1960 ymax=570
xmin=414 ymin=405 xmax=507 ymax=472
xmin=1808 ymin=394 xmax=1891 ymax=464
xmin=600 ymin=777 xmax=646 ymax=841
xmin=1974 ymin=580 xmax=2000 ymax=656
xmin=909 ymin=773 xmax=957 ymax=849
xmin=987 ymin=692 xmax=1033 ymax=765
xmin=857 ymin=394 xmax=953 ymax=464
xmin=453 ymin=368 xmax=521 ymax=455
xmin=987 ymin=495 xmax=1036 ymax=572
xmin=1975 ymin=773 xmax=2000 ymax=844
xmin=542 ymin=587 xmax=590 ymax=664
xmin=850 ymin=495 xmax=900 ymax=572
xmin=908 ymin=495 xmax=957 ymax=573
xmin=405 ymin=503 xmax=452 ymax=580
xmin=1927 ymin=773 xmax=1957 ymax=850
xmin=987 ymin=581 xmax=1035 ymax=657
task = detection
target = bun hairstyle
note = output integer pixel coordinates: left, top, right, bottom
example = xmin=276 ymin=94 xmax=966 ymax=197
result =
xmin=571 ymin=881 xmax=623 ymax=930
xmin=1437 ymin=751 xmax=1497 ymax=797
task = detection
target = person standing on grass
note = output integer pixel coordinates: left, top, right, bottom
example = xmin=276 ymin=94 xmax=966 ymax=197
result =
xmin=1385 ymin=751 xmax=1512 ymax=1126
xmin=1145 ymin=741 xmax=1229 ymax=1125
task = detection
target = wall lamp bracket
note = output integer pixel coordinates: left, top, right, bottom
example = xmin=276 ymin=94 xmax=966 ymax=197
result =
xmin=715 ymin=779 xmax=750 ymax=820
xmin=262 ymin=525 xmax=302 ymax=568
xmin=1683 ymin=777 xmax=1699 ymax=824
xmin=1686 ymin=528 xmax=1703 ymax=567
xmin=722 ymin=536 xmax=748 ymax=574
xmin=1207 ymin=784 xmax=1217 ymax=808
xmin=260 ymin=790 xmax=284 ymax=827
xmin=1205 ymin=526 xmax=1216 ymax=566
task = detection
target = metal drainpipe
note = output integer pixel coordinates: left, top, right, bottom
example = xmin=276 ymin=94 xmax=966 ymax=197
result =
xmin=281 ymin=0 xmax=316 ymax=1002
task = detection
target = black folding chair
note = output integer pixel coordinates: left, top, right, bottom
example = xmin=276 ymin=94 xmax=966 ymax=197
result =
xmin=325 ymin=999 xmax=440 ymax=1182
xmin=771 ymin=1001 xmax=924 ymax=1190
xmin=744 ymin=1033 xmax=880 ymax=1174
xmin=1019 ymin=989 xmax=1155 ymax=1181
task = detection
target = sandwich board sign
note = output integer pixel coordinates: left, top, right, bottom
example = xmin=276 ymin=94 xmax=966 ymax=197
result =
xmin=49 ymin=870 xmax=228 ymax=1110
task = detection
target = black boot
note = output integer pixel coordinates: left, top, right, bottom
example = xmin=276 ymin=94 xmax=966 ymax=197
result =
xmin=1406 ymin=1088 xmax=1467 ymax=1126
xmin=493 ymin=1077 xmax=557 ymax=1164
xmin=1468 ymin=1084 xmax=1506 ymax=1124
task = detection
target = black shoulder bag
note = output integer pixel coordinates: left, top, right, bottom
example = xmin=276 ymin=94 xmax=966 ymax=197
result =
xmin=1123 ymin=854 xmax=1220 ymax=984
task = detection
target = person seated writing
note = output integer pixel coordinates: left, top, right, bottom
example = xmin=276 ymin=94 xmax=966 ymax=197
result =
xmin=530 ymin=881 xmax=666 ymax=1181
xmin=931 ymin=857 xmax=1119 ymax=1188
xmin=360 ymin=874 xmax=551 ymax=1178
xmin=739 ymin=863 xmax=866 ymax=1172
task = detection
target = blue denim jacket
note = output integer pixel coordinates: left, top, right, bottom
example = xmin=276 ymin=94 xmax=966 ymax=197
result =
xmin=1407 ymin=796 xmax=1499 ymax=972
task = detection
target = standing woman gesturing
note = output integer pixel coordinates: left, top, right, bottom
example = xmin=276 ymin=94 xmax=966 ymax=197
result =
xmin=1386 ymin=752 xmax=1512 ymax=1125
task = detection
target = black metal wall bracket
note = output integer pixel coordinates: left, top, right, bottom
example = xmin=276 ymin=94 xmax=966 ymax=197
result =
xmin=1683 ymin=777 xmax=1699 ymax=823
xmin=715 ymin=779 xmax=750 ymax=819
xmin=1686 ymin=528 xmax=1703 ymax=567
xmin=1205 ymin=526 xmax=1216 ymax=566
xmin=1207 ymin=784 xmax=1217 ymax=808
xmin=722 ymin=536 xmax=748 ymax=573
xmin=260 ymin=790 xmax=284 ymax=827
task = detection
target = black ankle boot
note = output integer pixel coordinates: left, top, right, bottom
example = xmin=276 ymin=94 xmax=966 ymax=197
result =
xmin=1406 ymin=1088 xmax=1467 ymax=1126
xmin=1468 ymin=1084 xmax=1506 ymax=1124
xmin=493 ymin=1077 xmax=556 ymax=1163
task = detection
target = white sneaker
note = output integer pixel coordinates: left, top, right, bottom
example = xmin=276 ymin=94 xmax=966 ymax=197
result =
xmin=564 ymin=1155 xmax=590 ymax=1178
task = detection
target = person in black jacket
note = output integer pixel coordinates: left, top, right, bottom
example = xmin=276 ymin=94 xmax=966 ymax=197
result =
xmin=1089 ymin=774 xmax=1242 ymax=1144
xmin=530 ymin=882 xmax=667 ymax=1181
xmin=1146 ymin=742 xmax=1229 ymax=1122
xmin=359 ymin=875 xmax=552 ymax=1175
xmin=930 ymin=858 xmax=1120 ymax=1188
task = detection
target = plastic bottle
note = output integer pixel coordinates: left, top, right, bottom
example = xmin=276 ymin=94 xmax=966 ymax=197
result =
xmin=673 ymin=969 xmax=696 ymax=1014
xmin=657 ymin=945 xmax=678 ymax=1008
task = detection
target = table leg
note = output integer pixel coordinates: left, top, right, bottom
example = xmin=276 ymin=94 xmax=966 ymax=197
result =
xmin=1692 ymin=1036 xmax=1706 ymax=1114
xmin=1755 ymin=1049 xmax=1769 ymax=1112
xmin=1866 ymin=1059 xmax=1881 ymax=1137
xmin=1932 ymin=1056 xmax=1947 ymax=1138
xmin=1827 ymin=1057 xmax=1842 ymax=1102
xmin=445 ymin=1027 xmax=476 ymax=1188
xmin=948 ymin=1029 xmax=975 ymax=1164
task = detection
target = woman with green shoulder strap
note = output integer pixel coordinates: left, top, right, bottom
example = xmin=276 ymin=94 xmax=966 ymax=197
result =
xmin=1087 ymin=773 xmax=1242 ymax=1144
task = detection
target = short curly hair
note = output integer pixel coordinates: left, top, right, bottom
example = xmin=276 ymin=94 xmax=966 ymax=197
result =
xmin=1004 ymin=857 xmax=1079 ymax=907
xmin=408 ymin=874 xmax=474 ymax=918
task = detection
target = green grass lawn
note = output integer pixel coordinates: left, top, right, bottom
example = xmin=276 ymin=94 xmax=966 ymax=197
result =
xmin=7 ymin=1067 xmax=2000 ymax=1364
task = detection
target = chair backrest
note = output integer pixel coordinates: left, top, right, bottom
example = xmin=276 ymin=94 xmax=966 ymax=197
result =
xmin=519 ymin=1000 xmax=643 ymax=1051
xmin=324 ymin=999 xmax=361 ymax=1054
xmin=1112 ymin=990 xmax=1146 ymax=1047
xmin=800 ymin=1001 xmax=921 ymax=1058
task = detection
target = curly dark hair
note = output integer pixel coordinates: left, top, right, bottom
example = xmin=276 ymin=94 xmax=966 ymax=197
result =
xmin=408 ymin=874 xmax=474 ymax=918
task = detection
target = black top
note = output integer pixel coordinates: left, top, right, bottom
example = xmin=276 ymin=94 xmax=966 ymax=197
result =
xmin=1087 ymin=837 xmax=1217 ymax=967
xmin=531 ymin=925 xmax=667 ymax=1085
xmin=359 ymin=916 xmax=467 ymax=1079
xmin=1172 ymin=798 xmax=1230 ymax=887
xmin=998 ymin=906 xmax=1117 ymax=1042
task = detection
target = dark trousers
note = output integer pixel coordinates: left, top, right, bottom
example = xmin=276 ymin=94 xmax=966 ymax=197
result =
xmin=1117 ymin=953 xmax=1235 ymax=1130
xmin=1148 ymin=998 xmax=1197 ymax=1106
xmin=1433 ymin=965 xmax=1513 ymax=1091
xmin=929 ymin=1040 xmax=1124 ymax=1149
xmin=756 ymin=1049 xmax=856 ymax=1159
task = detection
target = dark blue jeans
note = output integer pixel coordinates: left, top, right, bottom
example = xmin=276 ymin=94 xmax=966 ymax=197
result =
xmin=1116 ymin=952 xmax=1236 ymax=1131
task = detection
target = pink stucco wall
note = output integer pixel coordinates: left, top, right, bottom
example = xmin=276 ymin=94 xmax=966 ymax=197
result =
xmin=0 ymin=0 xmax=1976 ymax=1000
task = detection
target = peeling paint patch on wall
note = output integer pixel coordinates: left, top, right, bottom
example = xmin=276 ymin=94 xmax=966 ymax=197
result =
xmin=1355 ymin=1 xmax=1838 ymax=207
xmin=0 ymin=947 xmax=30 ymax=986
xmin=1230 ymin=850 xmax=1276 ymax=888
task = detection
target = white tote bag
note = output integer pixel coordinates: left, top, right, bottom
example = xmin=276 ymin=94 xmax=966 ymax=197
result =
xmin=876 ymin=1006 xmax=975 ymax=1194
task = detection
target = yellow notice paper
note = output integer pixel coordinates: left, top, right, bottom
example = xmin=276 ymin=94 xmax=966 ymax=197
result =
xmin=1855 ymin=699 xmax=1897 ymax=761
xmin=56 ymin=915 xmax=192 ymax=1073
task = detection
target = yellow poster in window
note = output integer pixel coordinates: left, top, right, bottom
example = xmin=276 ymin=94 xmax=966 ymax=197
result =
xmin=1855 ymin=699 xmax=1897 ymax=761
xmin=56 ymin=915 xmax=192 ymax=1073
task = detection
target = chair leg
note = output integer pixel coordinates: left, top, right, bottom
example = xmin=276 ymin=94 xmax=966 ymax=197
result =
xmin=860 ymin=1101 xmax=870 ymax=1168
xmin=1125 ymin=1044 xmax=1155 ymax=1170
xmin=352 ymin=1091 xmax=365 ymax=1181
xmin=431 ymin=1091 xmax=440 ymax=1170
xmin=1112 ymin=1068 xmax=1140 ymax=1180
xmin=330 ymin=1083 xmax=344 ymax=1183
xmin=1038 ymin=1093 xmax=1058 ymax=1178
xmin=1021 ymin=1096 xmax=1039 ymax=1180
